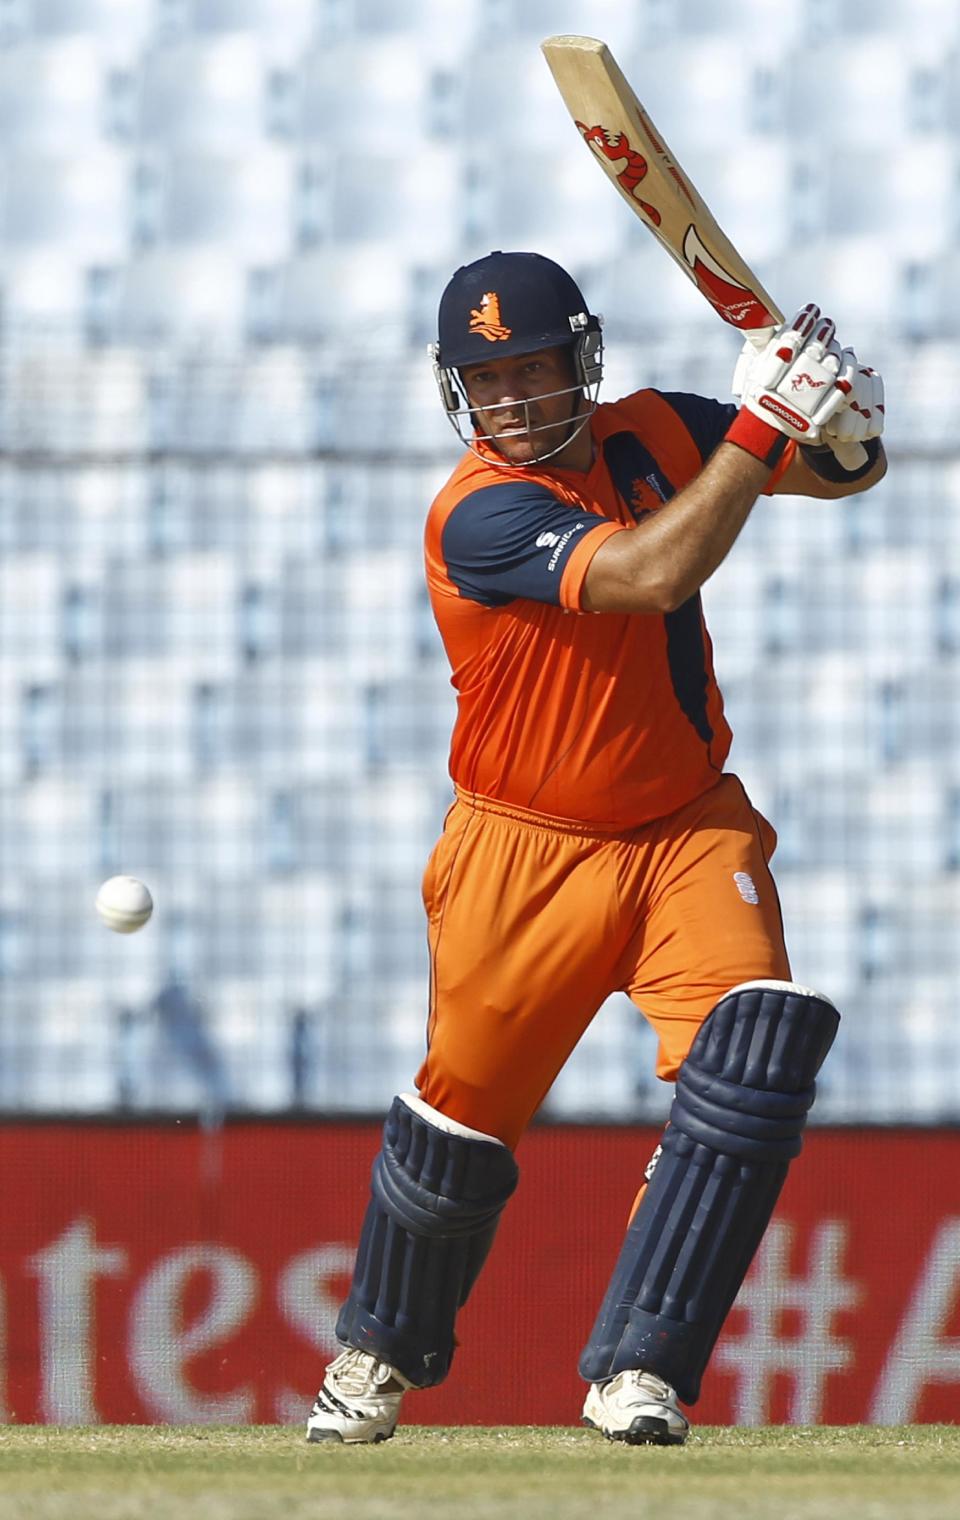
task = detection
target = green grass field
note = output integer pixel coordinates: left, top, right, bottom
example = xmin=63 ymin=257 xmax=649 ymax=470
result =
xmin=0 ymin=1426 xmax=958 ymax=1520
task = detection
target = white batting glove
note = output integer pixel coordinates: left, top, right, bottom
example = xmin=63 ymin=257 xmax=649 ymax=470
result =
xmin=732 ymin=305 xmax=848 ymax=444
xmin=822 ymin=356 xmax=885 ymax=448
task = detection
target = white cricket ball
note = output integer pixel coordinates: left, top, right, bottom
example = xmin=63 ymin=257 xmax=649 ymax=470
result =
xmin=95 ymin=875 xmax=154 ymax=934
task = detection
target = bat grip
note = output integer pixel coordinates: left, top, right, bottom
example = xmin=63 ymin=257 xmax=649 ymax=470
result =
xmin=829 ymin=440 xmax=868 ymax=471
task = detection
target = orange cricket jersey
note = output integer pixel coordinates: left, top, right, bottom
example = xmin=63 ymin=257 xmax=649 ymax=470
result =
xmin=424 ymin=389 xmax=793 ymax=829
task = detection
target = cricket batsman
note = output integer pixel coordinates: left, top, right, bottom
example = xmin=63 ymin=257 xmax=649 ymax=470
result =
xmin=307 ymin=251 xmax=886 ymax=1445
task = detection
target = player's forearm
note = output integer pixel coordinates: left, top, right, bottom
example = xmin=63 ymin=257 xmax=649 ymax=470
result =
xmin=582 ymin=443 xmax=770 ymax=614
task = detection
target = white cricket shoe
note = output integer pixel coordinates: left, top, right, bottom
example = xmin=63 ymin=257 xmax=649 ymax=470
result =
xmin=306 ymin=1347 xmax=412 ymax=1444
xmin=582 ymin=1369 xmax=689 ymax=1446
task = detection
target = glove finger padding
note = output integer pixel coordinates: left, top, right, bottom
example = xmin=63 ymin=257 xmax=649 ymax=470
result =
xmin=864 ymin=368 xmax=886 ymax=438
xmin=833 ymin=346 xmax=859 ymax=399
xmin=824 ymin=360 xmax=886 ymax=446
xmin=805 ymin=317 xmax=838 ymax=366
xmin=819 ymin=335 xmax=844 ymax=379
xmin=791 ymin=302 xmax=822 ymax=341
xmin=735 ymin=304 xmax=850 ymax=442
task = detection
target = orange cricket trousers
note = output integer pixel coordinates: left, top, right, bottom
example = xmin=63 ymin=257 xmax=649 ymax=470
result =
xmin=415 ymin=772 xmax=791 ymax=1152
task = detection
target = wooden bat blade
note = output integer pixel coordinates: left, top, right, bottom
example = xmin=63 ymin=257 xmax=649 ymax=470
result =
xmin=542 ymin=35 xmax=870 ymax=470
xmin=541 ymin=34 xmax=782 ymax=333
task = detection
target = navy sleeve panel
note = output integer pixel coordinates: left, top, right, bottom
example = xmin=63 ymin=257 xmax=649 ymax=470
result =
xmin=441 ymin=482 xmax=609 ymax=607
xmin=658 ymin=392 xmax=738 ymax=465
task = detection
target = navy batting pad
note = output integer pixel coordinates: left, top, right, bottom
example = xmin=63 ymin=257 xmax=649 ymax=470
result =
xmin=579 ymin=983 xmax=839 ymax=1403
xmin=336 ymin=1095 xmax=518 ymax=1387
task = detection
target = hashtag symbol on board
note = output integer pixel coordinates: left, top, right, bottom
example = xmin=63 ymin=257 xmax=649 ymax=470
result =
xmin=712 ymin=1221 xmax=861 ymax=1423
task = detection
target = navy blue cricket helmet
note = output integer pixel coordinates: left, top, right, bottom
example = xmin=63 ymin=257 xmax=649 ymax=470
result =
xmin=430 ymin=252 xmax=604 ymax=461
xmin=435 ymin=250 xmax=600 ymax=368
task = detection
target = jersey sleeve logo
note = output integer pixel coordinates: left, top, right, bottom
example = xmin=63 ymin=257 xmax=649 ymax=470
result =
xmin=545 ymin=522 xmax=585 ymax=571
xmin=469 ymin=292 xmax=512 ymax=342
xmin=631 ymin=473 xmax=668 ymax=516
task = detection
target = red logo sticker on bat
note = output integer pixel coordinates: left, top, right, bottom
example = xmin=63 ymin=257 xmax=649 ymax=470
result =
xmin=681 ymin=226 xmax=779 ymax=330
xmin=576 ymin=121 xmax=662 ymax=226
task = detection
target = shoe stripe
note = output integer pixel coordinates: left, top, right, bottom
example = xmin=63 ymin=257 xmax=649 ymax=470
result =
xmin=315 ymin=1388 xmax=367 ymax=1421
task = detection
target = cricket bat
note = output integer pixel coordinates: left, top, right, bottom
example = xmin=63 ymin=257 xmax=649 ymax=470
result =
xmin=541 ymin=34 xmax=866 ymax=468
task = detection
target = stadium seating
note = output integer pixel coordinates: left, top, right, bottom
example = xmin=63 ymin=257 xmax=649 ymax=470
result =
xmin=0 ymin=5 xmax=956 ymax=1123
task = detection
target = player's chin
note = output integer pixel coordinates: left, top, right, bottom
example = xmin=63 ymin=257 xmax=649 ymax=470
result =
xmin=491 ymin=431 xmax=539 ymax=464
xmin=494 ymin=428 xmax=564 ymax=465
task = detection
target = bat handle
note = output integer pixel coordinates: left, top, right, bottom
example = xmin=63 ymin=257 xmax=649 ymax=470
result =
xmin=829 ymin=440 xmax=868 ymax=471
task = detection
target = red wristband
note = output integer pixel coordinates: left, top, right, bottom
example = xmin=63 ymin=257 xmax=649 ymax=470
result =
xmin=724 ymin=408 xmax=790 ymax=469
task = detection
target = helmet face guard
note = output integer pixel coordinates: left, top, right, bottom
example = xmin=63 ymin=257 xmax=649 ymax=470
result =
xmin=429 ymin=251 xmax=604 ymax=467
xmin=430 ymin=315 xmax=604 ymax=465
